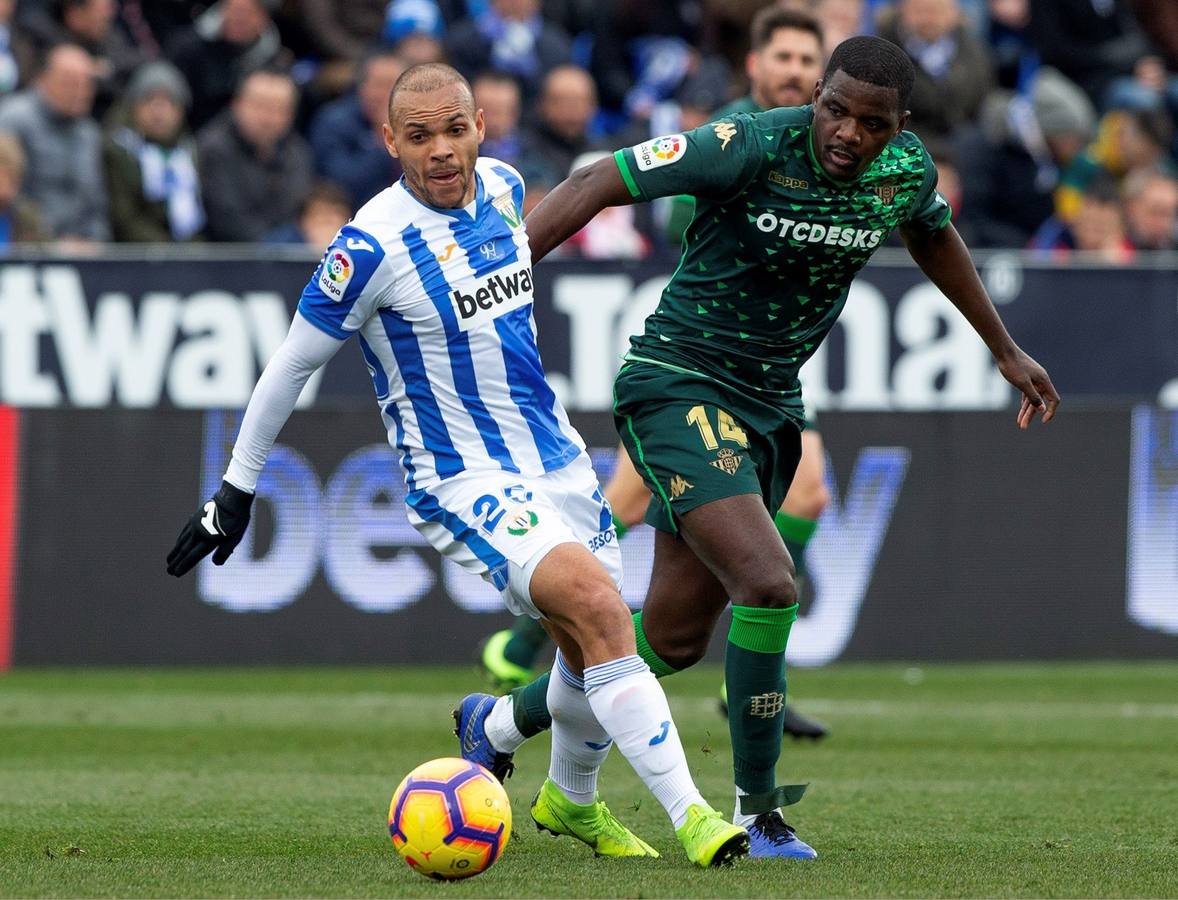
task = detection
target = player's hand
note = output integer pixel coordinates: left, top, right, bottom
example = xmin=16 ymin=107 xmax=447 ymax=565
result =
xmin=997 ymin=349 xmax=1060 ymax=430
xmin=166 ymin=481 xmax=254 ymax=577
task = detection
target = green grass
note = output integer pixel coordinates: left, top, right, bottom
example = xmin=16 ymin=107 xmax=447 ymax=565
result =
xmin=2 ymin=663 xmax=1177 ymax=898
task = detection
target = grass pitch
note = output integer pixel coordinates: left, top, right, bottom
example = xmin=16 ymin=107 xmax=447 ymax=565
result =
xmin=1 ymin=662 xmax=1176 ymax=898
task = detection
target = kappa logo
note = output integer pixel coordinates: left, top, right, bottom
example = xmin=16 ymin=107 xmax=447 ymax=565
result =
xmin=435 ymin=242 xmax=457 ymax=263
xmin=713 ymin=121 xmax=737 ymax=150
xmin=710 ymin=447 xmax=743 ymax=475
xmin=506 ymin=509 xmax=539 ymax=536
xmin=769 ymin=170 xmax=809 ymax=190
xmin=479 ymin=241 xmax=499 ymax=260
xmin=670 ymin=474 xmax=694 ymax=498
xmin=492 ymin=192 xmax=523 ymax=230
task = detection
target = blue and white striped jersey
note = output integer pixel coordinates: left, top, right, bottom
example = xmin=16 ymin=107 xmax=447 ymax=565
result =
xmin=297 ymin=157 xmax=585 ymax=490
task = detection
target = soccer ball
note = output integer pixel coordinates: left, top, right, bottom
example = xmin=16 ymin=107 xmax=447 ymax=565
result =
xmin=387 ymin=757 xmax=512 ymax=880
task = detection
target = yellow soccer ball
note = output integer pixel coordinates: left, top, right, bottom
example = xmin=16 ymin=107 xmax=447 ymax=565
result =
xmin=387 ymin=757 xmax=512 ymax=880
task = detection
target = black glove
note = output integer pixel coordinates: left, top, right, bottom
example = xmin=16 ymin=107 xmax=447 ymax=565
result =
xmin=166 ymin=481 xmax=254 ymax=577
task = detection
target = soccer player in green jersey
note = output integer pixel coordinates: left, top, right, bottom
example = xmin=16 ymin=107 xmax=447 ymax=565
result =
xmin=458 ymin=35 xmax=1059 ymax=859
xmin=479 ymin=4 xmax=832 ymax=741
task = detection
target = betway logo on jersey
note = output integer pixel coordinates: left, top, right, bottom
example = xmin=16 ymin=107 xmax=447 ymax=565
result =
xmin=755 ymin=211 xmax=884 ymax=250
xmin=449 ymin=261 xmax=533 ymax=331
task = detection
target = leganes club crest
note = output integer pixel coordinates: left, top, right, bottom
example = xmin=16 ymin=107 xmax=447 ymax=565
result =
xmin=493 ymin=192 xmax=523 ymax=231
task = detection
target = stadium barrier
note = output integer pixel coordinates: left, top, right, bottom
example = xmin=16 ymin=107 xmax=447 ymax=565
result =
xmin=0 ymin=249 xmax=1175 ymax=411
xmin=3 ymin=406 xmax=1175 ymax=667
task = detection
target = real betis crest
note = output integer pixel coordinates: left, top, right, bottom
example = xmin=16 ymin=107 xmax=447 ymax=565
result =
xmin=873 ymin=181 xmax=898 ymax=204
xmin=493 ymin=192 xmax=523 ymax=231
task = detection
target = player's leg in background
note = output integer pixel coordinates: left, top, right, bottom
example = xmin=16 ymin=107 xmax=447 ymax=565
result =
xmin=770 ymin=428 xmax=831 ymax=740
xmin=776 ymin=429 xmax=830 ymax=592
xmin=479 ymin=444 xmax=652 ymax=691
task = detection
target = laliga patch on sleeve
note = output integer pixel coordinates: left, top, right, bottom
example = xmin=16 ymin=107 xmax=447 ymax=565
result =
xmin=318 ymin=247 xmax=354 ymax=302
xmin=633 ymin=134 xmax=687 ymax=171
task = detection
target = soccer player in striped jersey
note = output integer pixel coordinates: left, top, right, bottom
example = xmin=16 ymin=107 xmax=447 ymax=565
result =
xmin=166 ymin=63 xmax=748 ymax=868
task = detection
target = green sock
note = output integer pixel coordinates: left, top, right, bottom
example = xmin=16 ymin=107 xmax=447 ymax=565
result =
xmin=508 ymin=611 xmax=680 ymax=736
xmin=774 ymin=511 xmax=817 ymax=583
xmin=612 ymin=512 xmax=629 ymax=540
xmin=725 ymin=603 xmax=798 ymax=808
xmin=502 ymin=615 xmax=549 ymax=669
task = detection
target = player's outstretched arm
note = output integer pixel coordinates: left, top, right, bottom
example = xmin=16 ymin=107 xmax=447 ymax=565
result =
xmin=165 ymin=313 xmax=346 ymax=576
xmin=901 ymin=222 xmax=1060 ymax=429
xmin=525 ymin=157 xmax=635 ymax=263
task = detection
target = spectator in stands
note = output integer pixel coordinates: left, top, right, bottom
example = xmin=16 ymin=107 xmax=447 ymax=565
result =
xmin=446 ymin=0 xmax=572 ymax=100
xmin=104 ymin=61 xmax=204 ymax=243
xmin=0 ymin=132 xmax=46 ymax=245
xmin=813 ymin=0 xmax=868 ymax=56
xmin=956 ymin=67 xmax=1096 ymax=247
xmin=167 ymin=0 xmax=291 ymax=130
xmin=473 ymin=70 xmax=523 ymax=166
xmin=876 ymin=0 xmax=995 ymax=142
xmin=47 ymin=0 xmax=146 ymax=118
xmin=309 ymin=48 xmax=405 ymax=209
xmin=296 ymin=0 xmax=387 ymax=64
xmin=1027 ymin=0 xmax=1160 ymax=110
xmin=0 ymin=43 xmax=108 ymax=245
xmin=197 ymin=67 xmax=312 ymax=242
xmin=263 ymin=180 xmax=351 ymax=246
xmin=1121 ymin=165 xmax=1178 ymax=250
xmin=518 ymin=64 xmax=600 ymax=187
xmin=1030 ymin=172 xmax=1135 ymax=262
xmin=0 ymin=0 xmax=36 ymax=98
xmin=985 ymin=0 xmax=1034 ymax=91
xmin=394 ymin=32 xmax=446 ymax=68
xmin=563 ymin=150 xmax=650 ymax=259
xmin=1056 ymin=107 xmax=1174 ymax=222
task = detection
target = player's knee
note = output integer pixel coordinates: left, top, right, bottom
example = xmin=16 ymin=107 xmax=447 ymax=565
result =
xmin=567 ymin=580 xmax=630 ymax=649
xmin=733 ymin=568 xmax=798 ymax=610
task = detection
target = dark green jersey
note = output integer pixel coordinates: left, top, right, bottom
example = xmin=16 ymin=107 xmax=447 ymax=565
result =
xmin=615 ymin=106 xmax=951 ymax=419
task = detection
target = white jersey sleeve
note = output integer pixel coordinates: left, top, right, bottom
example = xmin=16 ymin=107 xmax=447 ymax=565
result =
xmin=297 ymin=223 xmax=389 ymax=338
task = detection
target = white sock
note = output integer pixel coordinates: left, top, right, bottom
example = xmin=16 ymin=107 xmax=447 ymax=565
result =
xmin=584 ymin=655 xmax=705 ymax=829
xmin=485 ymin=695 xmax=526 ymax=753
xmin=546 ymin=652 xmax=611 ymax=805
xmin=733 ymin=787 xmax=760 ymax=828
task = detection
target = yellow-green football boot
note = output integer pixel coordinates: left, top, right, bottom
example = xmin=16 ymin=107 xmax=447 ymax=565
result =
xmin=480 ymin=629 xmax=534 ymax=692
xmin=530 ymin=778 xmax=659 ymax=858
xmin=676 ymin=804 xmax=750 ymax=867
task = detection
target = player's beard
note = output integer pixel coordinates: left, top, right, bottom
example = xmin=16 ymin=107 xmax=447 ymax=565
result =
xmin=773 ymin=81 xmax=809 ymax=108
xmin=406 ymin=165 xmax=470 ymax=209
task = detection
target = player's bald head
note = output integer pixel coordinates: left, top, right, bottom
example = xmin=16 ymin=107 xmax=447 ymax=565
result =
xmin=388 ymin=63 xmax=475 ymax=126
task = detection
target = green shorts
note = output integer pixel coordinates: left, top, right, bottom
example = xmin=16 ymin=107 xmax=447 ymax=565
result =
xmin=613 ymin=362 xmax=803 ymax=534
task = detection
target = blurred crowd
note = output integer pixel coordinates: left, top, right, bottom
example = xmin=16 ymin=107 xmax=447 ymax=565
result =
xmin=0 ymin=0 xmax=1175 ymax=258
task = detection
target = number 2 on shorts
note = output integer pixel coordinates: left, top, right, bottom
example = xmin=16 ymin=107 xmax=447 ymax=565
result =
xmin=685 ymin=404 xmax=748 ymax=449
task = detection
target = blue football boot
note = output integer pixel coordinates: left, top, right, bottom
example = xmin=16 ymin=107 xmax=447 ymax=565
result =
xmin=746 ymin=811 xmax=818 ymax=859
xmin=452 ymin=692 xmax=515 ymax=783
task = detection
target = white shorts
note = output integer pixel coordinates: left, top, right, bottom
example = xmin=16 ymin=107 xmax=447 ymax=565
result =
xmin=405 ymin=451 xmax=622 ymax=618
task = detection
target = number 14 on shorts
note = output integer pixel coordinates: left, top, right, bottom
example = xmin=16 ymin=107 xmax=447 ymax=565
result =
xmin=686 ymin=405 xmax=749 ymax=449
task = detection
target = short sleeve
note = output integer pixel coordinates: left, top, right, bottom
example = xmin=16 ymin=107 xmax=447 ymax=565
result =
xmin=904 ymin=147 xmax=953 ymax=233
xmin=297 ymin=224 xmax=387 ymax=339
xmin=613 ymin=116 xmax=764 ymax=203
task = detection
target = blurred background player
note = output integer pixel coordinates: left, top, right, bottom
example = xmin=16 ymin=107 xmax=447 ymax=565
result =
xmin=479 ymin=4 xmax=833 ymax=742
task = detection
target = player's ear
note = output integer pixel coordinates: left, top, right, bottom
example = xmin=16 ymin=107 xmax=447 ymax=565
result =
xmin=896 ymin=110 xmax=911 ymax=135
xmin=383 ymin=121 xmax=399 ymax=159
xmin=811 ymin=80 xmax=823 ymax=105
xmin=475 ymin=107 xmax=485 ymax=144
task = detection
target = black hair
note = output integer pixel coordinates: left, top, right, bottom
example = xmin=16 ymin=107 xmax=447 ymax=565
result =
xmin=750 ymin=6 xmax=825 ymax=52
xmin=388 ymin=63 xmax=473 ymax=122
xmin=822 ymin=36 xmax=915 ymax=111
